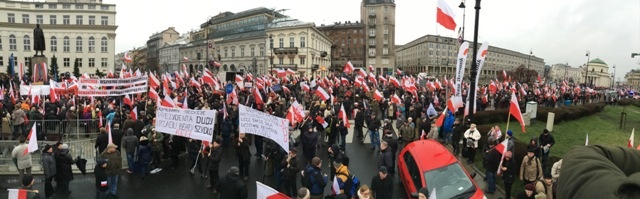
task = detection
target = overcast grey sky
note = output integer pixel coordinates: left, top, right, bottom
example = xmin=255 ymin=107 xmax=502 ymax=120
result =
xmin=108 ymin=0 xmax=640 ymax=79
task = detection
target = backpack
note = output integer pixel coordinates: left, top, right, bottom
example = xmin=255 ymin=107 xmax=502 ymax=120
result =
xmin=337 ymin=171 xmax=360 ymax=198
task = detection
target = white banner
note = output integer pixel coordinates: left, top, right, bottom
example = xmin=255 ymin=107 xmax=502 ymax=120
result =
xmin=79 ymin=75 xmax=148 ymax=86
xmin=78 ymin=84 xmax=148 ymax=96
xmin=155 ymin=107 xmax=217 ymax=142
xmin=238 ymin=104 xmax=290 ymax=153
xmin=20 ymin=85 xmax=48 ymax=96
xmin=455 ymin=42 xmax=470 ymax=97
xmin=465 ymin=42 xmax=490 ymax=116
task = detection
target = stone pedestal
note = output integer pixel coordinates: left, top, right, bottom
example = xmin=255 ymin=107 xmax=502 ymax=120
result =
xmin=546 ymin=112 xmax=555 ymax=132
xmin=31 ymin=55 xmax=48 ymax=85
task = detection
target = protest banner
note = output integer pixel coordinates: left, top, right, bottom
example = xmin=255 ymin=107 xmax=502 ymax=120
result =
xmin=79 ymin=75 xmax=148 ymax=86
xmin=238 ymin=104 xmax=290 ymax=153
xmin=77 ymin=84 xmax=148 ymax=96
xmin=155 ymin=107 xmax=217 ymax=142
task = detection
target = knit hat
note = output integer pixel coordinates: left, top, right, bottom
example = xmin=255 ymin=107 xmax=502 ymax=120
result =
xmin=213 ymin=137 xmax=222 ymax=144
xmin=42 ymin=144 xmax=52 ymax=153
xmin=229 ymin=166 xmax=240 ymax=175
xmin=507 ymin=130 xmax=513 ymax=137
xmin=379 ymin=166 xmax=388 ymax=174
xmin=21 ymin=175 xmax=34 ymax=187
xmin=418 ymin=187 xmax=429 ymax=197
xmin=60 ymin=144 xmax=69 ymax=150
xmin=543 ymin=171 xmax=553 ymax=179
xmin=525 ymin=183 xmax=536 ymax=191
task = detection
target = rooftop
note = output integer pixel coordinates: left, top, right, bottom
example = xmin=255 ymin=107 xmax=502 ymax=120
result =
xmin=201 ymin=7 xmax=285 ymax=28
xmin=589 ymin=58 xmax=607 ymax=65
xmin=363 ymin=0 xmax=395 ymax=5
xmin=267 ymin=18 xmax=314 ymax=29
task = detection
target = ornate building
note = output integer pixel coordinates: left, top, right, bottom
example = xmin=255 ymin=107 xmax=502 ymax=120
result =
xmin=0 ymin=0 xmax=117 ymax=75
xmin=584 ymin=58 xmax=611 ymax=88
xmin=624 ymin=69 xmax=640 ymax=90
xmin=146 ymin=27 xmax=180 ymax=72
xmin=549 ymin=63 xmax=584 ymax=83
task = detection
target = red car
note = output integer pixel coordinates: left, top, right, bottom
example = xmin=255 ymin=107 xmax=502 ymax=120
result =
xmin=397 ymin=139 xmax=486 ymax=199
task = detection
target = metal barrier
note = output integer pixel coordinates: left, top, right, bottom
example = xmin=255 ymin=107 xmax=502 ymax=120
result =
xmin=3 ymin=119 xmax=106 ymax=142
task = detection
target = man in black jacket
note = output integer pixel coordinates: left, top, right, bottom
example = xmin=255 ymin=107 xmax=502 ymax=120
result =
xmin=366 ymin=113 xmax=381 ymax=151
xmin=94 ymin=158 xmax=109 ymax=199
xmin=95 ymin=128 xmax=109 ymax=154
xmin=207 ymin=138 xmax=222 ymax=193
xmin=483 ymin=138 xmax=501 ymax=194
xmin=377 ymin=141 xmax=394 ymax=176
xmin=371 ymin=166 xmax=393 ymax=199
xmin=282 ymin=148 xmax=300 ymax=197
xmin=354 ymin=106 xmax=365 ymax=143
xmin=216 ymin=166 xmax=248 ymax=199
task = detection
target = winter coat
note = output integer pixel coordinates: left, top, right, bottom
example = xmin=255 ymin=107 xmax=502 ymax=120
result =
xmin=149 ymin=131 xmax=164 ymax=151
xmin=95 ymin=133 xmax=109 ymax=154
xmin=501 ymin=157 xmax=516 ymax=184
xmin=377 ymin=148 xmax=393 ymax=174
xmin=54 ymin=149 xmax=74 ymax=182
xmin=208 ymin=146 xmax=222 ymax=171
xmin=519 ymin=155 xmax=542 ymax=182
xmin=464 ymin=128 xmax=482 ymax=148
xmin=11 ymin=108 xmax=26 ymax=125
xmin=94 ymin=162 xmax=109 ymax=192
xmin=99 ymin=150 xmax=122 ymax=176
xmin=303 ymin=165 xmax=328 ymax=195
xmin=236 ymin=137 xmax=251 ymax=161
xmin=366 ymin=117 xmax=381 ymax=131
xmin=11 ymin=143 xmax=32 ymax=169
xmin=217 ymin=173 xmax=248 ymax=199
xmin=282 ymin=155 xmax=299 ymax=182
xmin=535 ymin=180 xmax=554 ymax=199
xmin=136 ymin=143 xmax=152 ymax=165
xmin=371 ymin=174 xmax=394 ymax=199
xmin=42 ymin=152 xmax=57 ymax=178
xmin=442 ymin=112 xmax=455 ymax=132
xmin=122 ymin=135 xmax=139 ymax=155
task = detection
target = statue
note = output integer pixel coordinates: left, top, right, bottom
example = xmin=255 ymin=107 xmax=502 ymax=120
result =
xmin=33 ymin=24 xmax=46 ymax=56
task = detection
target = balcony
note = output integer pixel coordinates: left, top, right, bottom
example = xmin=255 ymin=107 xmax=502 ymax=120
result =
xmin=369 ymin=33 xmax=376 ymax=37
xmin=312 ymin=64 xmax=320 ymax=70
xmin=369 ymin=23 xmax=376 ymax=28
xmin=273 ymin=47 xmax=299 ymax=55
xmin=369 ymin=12 xmax=376 ymax=17
xmin=274 ymin=64 xmax=297 ymax=70
xmin=369 ymin=53 xmax=376 ymax=58
xmin=369 ymin=43 xmax=376 ymax=47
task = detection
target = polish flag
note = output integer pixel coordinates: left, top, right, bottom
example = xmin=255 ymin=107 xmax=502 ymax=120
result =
xmin=374 ymin=90 xmax=384 ymax=101
xmin=130 ymin=106 xmax=138 ymax=120
xmin=123 ymin=52 xmax=132 ymax=63
xmin=316 ymin=116 xmax=328 ymax=128
xmin=235 ymin=74 xmax=243 ymax=83
xmin=98 ymin=113 xmax=103 ymax=128
xmin=256 ymin=181 xmax=290 ymax=199
xmin=435 ymin=107 xmax=447 ymax=128
xmin=368 ymin=65 xmax=374 ymax=72
xmin=331 ymin=175 xmax=340 ymax=195
xmin=8 ymin=189 xmax=34 ymax=199
xmin=23 ymin=123 xmax=38 ymax=155
xmin=285 ymin=106 xmax=296 ymax=126
xmin=315 ymin=87 xmax=330 ymax=101
xmin=447 ymin=96 xmax=463 ymax=113
xmin=148 ymin=89 xmax=159 ymax=101
xmin=357 ymin=68 xmax=367 ymax=78
xmin=628 ymin=128 xmax=635 ymax=148
xmin=253 ymin=87 xmax=264 ymax=104
xmin=286 ymin=68 xmax=296 ymax=75
xmin=182 ymin=57 xmax=189 ymax=61
xmin=149 ymin=73 xmax=160 ymax=90
xmin=190 ymin=78 xmax=202 ymax=89
xmin=391 ymin=94 xmax=402 ymax=104
xmin=107 ymin=121 xmax=113 ymax=144
xmin=123 ymin=95 xmax=133 ymax=107
xmin=339 ymin=104 xmax=350 ymax=128
xmin=389 ymin=77 xmax=400 ymax=87
xmin=202 ymin=72 xmax=215 ymax=85
xmin=495 ymin=139 xmax=510 ymax=174
xmin=509 ymin=91 xmax=526 ymax=132
xmin=160 ymin=94 xmax=176 ymax=108
xmin=343 ymin=61 xmax=354 ymax=74
xmin=502 ymin=70 xmax=508 ymax=80
xmin=18 ymin=63 xmax=24 ymax=82
xmin=489 ymin=80 xmax=498 ymax=94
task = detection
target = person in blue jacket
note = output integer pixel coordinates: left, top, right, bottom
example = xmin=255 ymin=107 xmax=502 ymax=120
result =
xmin=441 ymin=110 xmax=455 ymax=143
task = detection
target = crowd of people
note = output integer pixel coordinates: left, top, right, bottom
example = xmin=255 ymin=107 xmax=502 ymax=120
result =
xmin=2 ymin=69 xmax=633 ymax=199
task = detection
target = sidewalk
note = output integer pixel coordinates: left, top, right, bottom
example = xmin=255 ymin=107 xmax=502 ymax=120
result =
xmin=446 ymin=145 xmax=507 ymax=199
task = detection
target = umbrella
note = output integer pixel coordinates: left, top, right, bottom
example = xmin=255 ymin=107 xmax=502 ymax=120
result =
xmin=75 ymin=156 xmax=88 ymax=175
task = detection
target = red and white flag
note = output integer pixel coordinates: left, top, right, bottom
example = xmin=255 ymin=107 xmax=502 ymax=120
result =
xmin=343 ymin=61 xmax=354 ymax=74
xmin=628 ymin=128 xmax=635 ymax=148
xmin=339 ymin=104 xmax=350 ymax=128
xmin=24 ymin=123 xmax=38 ymax=155
xmin=316 ymin=116 xmax=328 ymax=128
xmin=107 ymin=121 xmax=113 ymax=144
xmin=8 ymin=189 xmax=35 ymax=199
xmin=495 ymin=139 xmax=510 ymax=174
xmin=256 ymin=181 xmax=290 ymax=199
xmin=160 ymin=94 xmax=176 ymax=108
xmin=368 ymin=65 xmax=374 ymax=72
xmin=373 ymin=90 xmax=384 ymax=101
xmin=447 ymin=96 xmax=463 ymax=113
xmin=509 ymin=91 xmax=526 ymax=132
xmin=123 ymin=95 xmax=133 ymax=107
xmin=435 ymin=107 xmax=448 ymax=128
xmin=315 ymin=87 xmax=330 ymax=101
xmin=182 ymin=95 xmax=189 ymax=109
xmin=130 ymin=107 xmax=138 ymax=120
xmin=123 ymin=52 xmax=132 ymax=63
xmin=148 ymin=89 xmax=159 ymax=101
xmin=436 ymin=0 xmax=457 ymax=31
xmin=235 ymin=74 xmax=243 ymax=83
xmin=331 ymin=175 xmax=340 ymax=195
xmin=149 ymin=73 xmax=160 ymax=90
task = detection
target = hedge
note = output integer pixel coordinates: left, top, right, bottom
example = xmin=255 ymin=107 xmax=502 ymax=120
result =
xmin=469 ymin=102 xmax=607 ymax=126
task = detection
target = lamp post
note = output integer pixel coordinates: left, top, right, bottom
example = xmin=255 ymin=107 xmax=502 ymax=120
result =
xmin=467 ymin=0 xmax=482 ymax=119
xmin=527 ymin=50 xmax=532 ymax=83
xmin=459 ymin=0 xmax=466 ymax=42
xmin=612 ymin=65 xmax=616 ymax=89
xmin=269 ymin=35 xmax=274 ymax=75
xmin=584 ymin=51 xmax=590 ymax=87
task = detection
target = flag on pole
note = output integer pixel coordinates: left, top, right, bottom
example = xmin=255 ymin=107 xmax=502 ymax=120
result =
xmin=107 ymin=121 xmax=113 ymax=144
xmin=331 ymin=175 xmax=340 ymax=195
xmin=8 ymin=189 xmax=33 ymax=199
xmin=509 ymin=91 xmax=526 ymax=132
xmin=428 ymin=188 xmax=437 ymax=199
xmin=256 ymin=181 xmax=291 ymax=199
xmin=24 ymin=123 xmax=38 ymax=155
xmin=436 ymin=0 xmax=457 ymax=31
xmin=339 ymin=104 xmax=350 ymax=128
xmin=585 ymin=134 xmax=589 ymax=146
xmin=628 ymin=128 xmax=635 ymax=148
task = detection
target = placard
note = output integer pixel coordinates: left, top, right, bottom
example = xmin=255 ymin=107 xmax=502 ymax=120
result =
xmin=239 ymin=104 xmax=289 ymax=153
xmin=77 ymin=84 xmax=148 ymax=96
xmin=155 ymin=107 xmax=217 ymax=142
xmin=79 ymin=75 xmax=148 ymax=86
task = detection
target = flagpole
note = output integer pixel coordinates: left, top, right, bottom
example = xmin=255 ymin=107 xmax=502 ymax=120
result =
xmin=505 ymin=110 xmax=511 ymax=132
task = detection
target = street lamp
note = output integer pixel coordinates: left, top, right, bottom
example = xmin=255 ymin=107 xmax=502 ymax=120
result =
xmin=584 ymin=51 xmax=590 ymax=86
xmin=612 ymin=65 xmax=616 ymax=88
xmin=527 ymin=50 xmax=532 ymax=83
xmin=459 ymin=0 xmax=466 ymax=42
xmin=269 ymin=35 xmax=274 ymax=75
xmin=467 ymin=0 xmax=482 ymax=119
xmin=632 ymin=53 xmax=640 ymax=58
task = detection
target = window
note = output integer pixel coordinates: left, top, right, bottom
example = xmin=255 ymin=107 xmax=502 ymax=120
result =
xmin=100 ymin=5 xmax=109 ymax=10
xmin=269 ymin=39 xmax=273 ymax=49
xmin=300 ymin=57 xmax=305 ymax=65
xmin=369 ymin=29 xmax=376 ymax=36
xmin=75 ymin=4 xmax=83 ymax=9
xmin=369 ymin=39 xmax=375 ymax=46
xmin=383 ymin=48 xmax=388 ymax=55
xmin=248 ymin=47 xmax=254 ymax=57
xmin=300 ymin=37 xmax=306 ymax=48
xmin=101 ymin=37 xmax=107 ymax=52
xmin=0 ymin=56 xmax=3 ymax=66
xmin=369 ymin=8 xmax=375 ymax=15
xmin=382 ymin=59 xmax=389 ymax=65
xmin=63 ymin=15 xmax=70 ymax=25
xmin=383 ymin=37 xmax=388 ymax=45
xmin=384 ymin=18 xmax=388 ymax=24
xmin=77 ymin=58 xmax=83 ymax=67
xmin=76 ymin=36 xmax=82 ymax=52
xmin=0 ymin=36 xmax=2 ymax=50
xmin=101 ymin=58 xmax=108 ymax=67
xmin=24 ymin=58 xmax=31 ymax=68
xmin=240 ymin=47 xmax=245 ymax=57
xmin=50 ymin=36 xmax=57 ymax=52
xmin=384 ymin=6 xmax=388 ymax=13
xmin=403 ymin=153 xmax=423 ymax=191
xmin=22 ymin=14 xmax=29 ymax=24
xmin=89 ymin=16 xmax=95 ymax=25
xmin=231 ymin=49 xmax=235 ymax=57
xmin=368 ymin=48 xmax=376 ymax=56
xmin=278 ymin=58 xmax=283 ymax=64
xmin=289 ymin=37 xmax=295 ymax=47
xmin=50 ymin=15 xmax=56 ymax=25
xmin=63 ymin=58 xmax=70 ymax=67
xmin=101 ymin=16 xmax=108 ymax=25
xmin=260 ymin=47 xmax=265 ymax=56
xmin=8 ymin=13 xmax=15 ymax=23
xmin=88 ymin=37 xmax=95 ymax=52
xmin=63 ymin=36 xmax=70 ymax=52
xmin=23 ymin=35 xmax=31 ymax=51
xmin=63 ymin=4 xmax=70 ymax=9
xmin=289 ymin=58 xmax=294 ymax=65
xmin=88 ymin=58 xmax=95 ymax=67
xmin=36 ymin=15 xmax=43 ymax=24
xmin=76 ymin=15 xmax=83 ymax=25
xmin=48 ymin=4 xmax=57 ymax=9
xmin=224 ymin=49 xmax=227 ymax=58
xmin=88 ymin=5 xmax=96 ymax=10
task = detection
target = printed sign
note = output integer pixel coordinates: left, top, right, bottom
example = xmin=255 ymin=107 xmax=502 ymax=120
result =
xmin=79 ymin=76 xmax=148 ymax=86
xmin=77 ymin=85 xmax=148 ymax=96
xmin=155 ymin=107 xmax=217 ymax=142
xmin=239 ymin=104 xmax=290 ymax=153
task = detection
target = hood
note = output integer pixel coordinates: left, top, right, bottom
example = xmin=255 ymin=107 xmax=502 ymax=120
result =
xmin=330 ymin=144 xmax=340 ymax=155
xmin=224 ymin=173 xmax=241 ymax=183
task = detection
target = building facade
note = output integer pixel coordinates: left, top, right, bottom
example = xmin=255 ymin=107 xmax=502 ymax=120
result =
xmin=146 ymin=27 xmax=179 ymax=72
xmin=128 ymin=45 xmax=146 ymax=70
xmin=361 ymin=0 xmax=396 ymax=75
xmin=624 ymin=69 xmax=640 ymax=90
xmin=584 ymin=58 xmax=611 ymax=88
xmin=158 ymin=35 xmax=188 ymax=73
xmin=0 ymin=0 xmax=117 ymax=76
xmin=317 ymin=21 xmax=365 ymax=71
xmin=396 ymin=35 xmax=545 ymax=83
xmin=266 ymin=19 xmax=332 ymax=77
xmin=549 ymin=63 xmax=584 ymax=83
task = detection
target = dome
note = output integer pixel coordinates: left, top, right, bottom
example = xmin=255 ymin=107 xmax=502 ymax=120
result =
xmin=589 ymin=58 xmax=607 ymax=65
